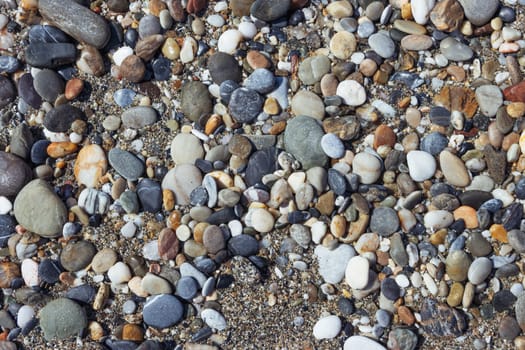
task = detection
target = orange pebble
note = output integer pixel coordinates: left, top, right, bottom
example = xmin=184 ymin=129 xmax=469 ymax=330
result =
xmin=490 ymin=224 xmax=508 ymax=243
xmin=374 ymin=125 xmax=396 ymax=149
xmin=193 ymin=222 xmax=209 ymax=243
xmin=47 ymin=142 xmax=78 ymax=158
xmin=65 ymin=78 xmax=84 ymax=100
xmin=453 ymin=205 xmax=478 ymax=229
xmin=122 ymin=323 xmax=144 ymax=342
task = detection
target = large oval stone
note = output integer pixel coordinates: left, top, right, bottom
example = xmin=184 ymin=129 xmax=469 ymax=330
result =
xmin=284 ymin=115 xmax=327 ymax=169
xmin=0 ymin=152 xmax=32 ymax=198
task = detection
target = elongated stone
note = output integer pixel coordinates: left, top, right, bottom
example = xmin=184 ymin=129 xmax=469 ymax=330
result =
xmin=25 ymin=43 xmax=76 ymax=69
xmin=38 ymin=0 xmax=110 ymax=49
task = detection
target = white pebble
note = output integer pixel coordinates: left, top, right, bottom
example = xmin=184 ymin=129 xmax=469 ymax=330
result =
xmin=311 ymin=221 xmax=327 ymax=244
xmin=406 ymin=150 xmax=436 ymax=181
xmin=313 ymin=315 xmax=342 ymax=340
xmin=17 ymin=305 xmax=35 ymax=328
xmin=121 ymin=221 xmax=137 ymax=238
xmin=511 ymin=283 xmax=524 ymax=297
xmin=201 ymin=308 xmax=227 ymax=331
xmin=21 ymin=258 xmax=39 ymax=287
xmin=107 ymin=262 xmax=132 ymax=284
xmin=424 ymin=210 xmax=454 ymax=229
xmin=336 ymin=80 xmax=366 ymax=106
xmin=207 ymin=14 xmax=225 ymax=27
xmin=395 ymin=274 xmax=410 ymax=288
xmin=112 ymin=46 xmax=133 ymax=66
xmin=238 ymin=21 xmax=257 ymax=39
xmin=423 ymin=273 xmax=438 ymax=295
xmin=0 ymin=196 xmax=12 ymax=214
xmin=228 ymin=220 xmax=243 ymax=236
xmin=218 ymin=29 xmax=243 ymax=54
xmin=345 ymin=256 xmax=370 ymax=289
xmin=492 ymin=188 xmax=514 ymax=207
xmin=180 ymin=36 xmax=197 ymax=64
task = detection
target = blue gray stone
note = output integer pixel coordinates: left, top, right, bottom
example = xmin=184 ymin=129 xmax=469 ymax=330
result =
xmin=108 ymin=148 xmax=145 ymax=181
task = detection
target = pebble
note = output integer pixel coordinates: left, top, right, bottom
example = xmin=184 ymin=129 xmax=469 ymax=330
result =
xmin=406 ymin=150 xmax=436 ymax=182
xmin=208 ymin=53 xmax=242 ymax=84
xmin=476 ymin=85 xmax=503 ymax=117
xmin=344 ymin=336 xmax=386 ymax=350
xmin=162 ymin=164 xmax=202 ymax=205
xmin=228 ymin=88 xmax=264 ymax=123
xmin=92 ymin=248 xmax=118 ymax=274
xmin=60 ymin=240 xmax=96 ymax=271
xmin=467 ymin=257 xmax=492 ymax=285
xmin=439 ymin=150 xmax=470 ymax=187
xmin=143 ymin=294 xmax=183 ymax=329
xmin=345 ymin=256 xmax=369 ymax=289
xmin=244 ymin=68 xmax=275 ymax=94
xmin=499 ymin=315 xmax=521 ymax=340
xmin=170 ymin=133 xmax=204 ymax=165
xmin=78 ymin=188 xmax=111 ymax=215
xmin=411 ymin=0 xmax=435 ymax=25
xmin=38 ymin=0 xmax=110 ymax=48
xmin=370 ymin=207 xmax=399 ymax=236
xmin=250 ymin=0 xmax=290 ymax=22
xmin=33 ymin=69 xmax=64 ymax=102
xmin=330 ymin=31 xmax=357 ymax=59
xmin=420 ymin=298 xmax=467 ymax=336
xmin=337 ymin=80 xmax=366 ymax=106
xmin=39 ymin=298 xmax=87 ymax=340
xmin=459 ymin=0 xmax=499 ymax=26
xmin=284 ymin=116 xmax=327 ymax=169
xmin=218 ymin=29 xmax=243 ymax=54
xmin=352 ymin=152 xmax=381 ymax=184
xmin=228 ymin=234 xmax=259 ymax=257
xmin=13 ymin=179 xmax=67 ymax=238
xmin=315 ymin=244 xmax=355 ymax=284
xmin=440 ymin=37 xmax=474 ymax=61
xmin=44 ymin=104 xmax=84 ymax=133
xmin=321 ymin=133 xmax=345 ymax=159
xmin=108 ymin=262 xmax=132 ymax=284
xmin=446 ymin=250 xmax=471 ymax=282
xmin=121 ymin=106 xmax=157 ymax=129
xmin=141 ymin=272 xmax=173 ymax=295
xmin=74 ymin=144 xmax=107 ymax=188
xmin=368 ymin=32 xmax=395 ymax=58
xmin=21 ymin=258 xmax=39 ymax=287
xmin=0 ymin=76 xmax=15 ymax=108
xmin=298 ymin=55 xmax=331 ymax=85
xmin=0 ymin=151 xmax=32 ymax=197
xmin=201 ymin=309 xmax=227 ymax=331
xmin=312 ymin=315 xmax=341 ymax=339
xmin=25 ymin=43 xmax=76 ymax=69
xmin=516 ymin=293 xmax=525 ymax=331
xmin=291 ymin=90 xmax=325 ymax=120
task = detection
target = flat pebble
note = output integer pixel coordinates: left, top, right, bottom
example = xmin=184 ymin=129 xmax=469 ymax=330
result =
xmin=345 ymin=256 xmax=370 ymax=289
xmin=312 ymin=315 xmax=341 ymax=339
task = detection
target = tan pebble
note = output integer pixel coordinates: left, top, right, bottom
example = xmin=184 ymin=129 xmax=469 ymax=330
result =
xmin=462 ymin=282 xmax=475 ymax=308
xmin=70 ymin=205 xmax=89 ymax=225
xmin=65 ymin=78 xmax=84 ymax=100
xmin=401 ymin=132 xmax=419 ymax=152
xmin=204 ymin=114 xmax=222 ymax=135
xmin=163 ymin=189 xmax=175 ymax=211
xmin=330 ymin=215 xmax=346 ymax=239
xmin=119 ymin=55 xmax=145 ymax=83
xmin=47 ymin=142 xmax=78 ymax=158
xmin=128 ymin=276 xmax=148 ymax=297
xmin=439 ymin=150 xmax=470 ymax=187
xmin=359 ymin=58 xmax=378 ymax=77
xmin=88 ymin=321 xmax=105 ymax=341
xmin=122 ymin=323 xmax=144 ymax=342
xmin=500 ymin=42 xmax=520 ymax=54
xmin=453 ymin=205 xmax=478 ymax=229
xmin=447 ymin=282 xmax=464 ymax=307
xmin=429 ymin=229 xmax=447 ymax=245
xmin=401 ymin=3 xmax=412 ymax=19
xmin=74 ymin=144 xmax=108 ymax=188
xmin=398 ymin=305 xmax=415 ymax=325
xmin=502 ymin=132 xmax=519 ymax=152
xmin=488 ymin=122 xmax=503 ymax=149
xmin=208 ymin=171 xmax=234 ymax=188
xmin=508 ymin=102 xmax=525 ymax=118
xmin=326 ymin=1 xmax=353 ymax=18
xmin=193 ymin=222 xmax=209 ymax=243
xmin=263 ymin=97 xmax=281 ymax=115
xmin=330 ymin=31 xmax=356 ymax=60
xmin=320 ymin=74 xmax=338 ymax=97
xmin=93 ymin=283 xmax=110 ymax=310
xmin=515 ymin=336 xmax=525 ymax=350
xmin=111 ymin=177 xmax=127 ymax=200
xmin=148 ymin=0 xmax=166 ymax=16
xmin=446 ymin=65 xmax=466 ymax=82
xmin=162 ymin=37 xmax=180 ymax=60
xmin=405 ymin=107 xmax=421 ymax=128
xmin=269 ymin=120 xmax=286 ymax=135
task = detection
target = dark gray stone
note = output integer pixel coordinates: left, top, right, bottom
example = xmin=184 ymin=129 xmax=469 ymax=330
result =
xmin=244 ymin=68 xmax=275 ymax=94
xmin=228 ymin=234 xmax=259 ymax=257
xmin=0 ymin=56 xmax=20 ymax=74
xmin=38 ymin=0 xmax=110 ymax=48
xmin=9 ymin=124 xmax=33 ymax=159
xmin=420 ymin=132 xmax=448 ymax=155
xmin=17 ymin=74 xmax=42 ymax=109
xmin=108 ymin=148 xmax=145 ymax=181
xmin=28 ymin=25 xmax=71 ymax=44
xmin=245 ymin=147 xmax=278 ymax=186
xmin=175 ymin=276 xmax=199 ymax=300
xmin=228 ymin=88 xmax=264 ymax=123
xmin=0 ymin=215 xmax=16 ymax=247
xmin=181 ymin=81 xmax=213 ymax=122
xmin=44 ymin=104 xmax=85 ymax=132
xmin=208 ymin=52 xmax=242 ymax=84
xmin=25 ymin=43 xmax=76 ymax=69
xmin=137 ymin=179 xmax=162 ymax=212
xmin=250 ymin=0 xmax=291 ymax=22
xmin=0 ymin=76 xmax=15 ymax=109
xmin=370 ymin=207 xmax=399 ymax=236
xmin=0 ymin=152 xmax=32 ymax=198
xmin=33 ymin=69 xmax=64 ymax=102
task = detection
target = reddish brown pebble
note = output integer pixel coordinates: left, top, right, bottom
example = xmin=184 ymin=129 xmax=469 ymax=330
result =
xmin=65 ymin=78 xmax=84 ymax=100
xmin=186 ymin=0 xmax=207 ymax=13
xmin=397 ymin=305 xmax=415 ymax=325
xmin=246 ymin=50 xmax=271 ymax=69
xmin=158 ymin=228 xmax=179 ymax=260
xmin=374 ymin=125 xmax=396 ymax=149
xmin=504 ymin=81 xmax=525 ymax=103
